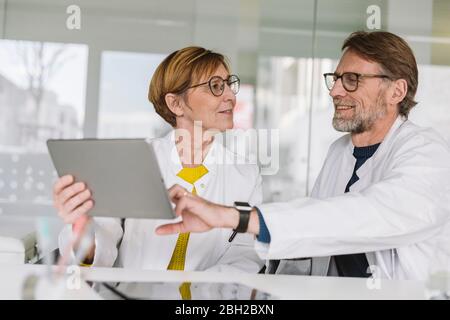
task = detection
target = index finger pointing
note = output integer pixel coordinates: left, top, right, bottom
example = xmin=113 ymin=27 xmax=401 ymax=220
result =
xmin=155 ymin=222 xmax=183 ymax=235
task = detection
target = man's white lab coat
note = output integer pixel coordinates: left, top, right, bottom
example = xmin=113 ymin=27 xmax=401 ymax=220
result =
xmin=256 ymin=116 xmax=450 ymax=280
xmin=59 ymin=130 xmax=264 ymax=274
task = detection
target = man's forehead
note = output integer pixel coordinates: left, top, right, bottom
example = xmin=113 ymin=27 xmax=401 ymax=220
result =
xmin=335 ymin=49 xmax=381 ymax=73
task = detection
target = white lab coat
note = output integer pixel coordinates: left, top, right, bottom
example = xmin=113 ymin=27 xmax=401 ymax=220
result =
xmin=256 ymin=116 xmax=450 ymax=280
xmin=59 ymin=130 xmax=264 ymax=274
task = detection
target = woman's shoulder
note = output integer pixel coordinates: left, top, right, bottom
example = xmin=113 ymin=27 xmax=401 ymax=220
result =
xmin=146 ymin=130 xmax=173 ymax=147
xmin=145 ymin=130 xmax=178 ymax=162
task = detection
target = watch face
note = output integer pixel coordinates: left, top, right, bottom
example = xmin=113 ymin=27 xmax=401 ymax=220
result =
xmin=234 ymin=201 xmax=251 ymax=210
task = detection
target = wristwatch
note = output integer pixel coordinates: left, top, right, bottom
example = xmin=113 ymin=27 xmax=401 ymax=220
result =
xmin=233 ymin=201 xmax=252 ymax=233
xmin=228 ymin=202 xmax=252 ymax=242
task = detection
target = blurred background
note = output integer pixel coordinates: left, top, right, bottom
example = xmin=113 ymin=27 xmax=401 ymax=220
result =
xmin=0 ymin=0 xmax=449 ymax=264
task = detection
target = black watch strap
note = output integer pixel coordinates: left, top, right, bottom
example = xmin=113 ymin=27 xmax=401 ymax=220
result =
xmin=233 ymin=201 xmax=252 ymax=233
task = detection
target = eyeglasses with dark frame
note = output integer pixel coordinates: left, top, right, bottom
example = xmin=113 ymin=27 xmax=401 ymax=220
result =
xmin=323 ymin=72 xmax=392 ymax=92
xmin=187 ymin=74 xmax=240 ymax=97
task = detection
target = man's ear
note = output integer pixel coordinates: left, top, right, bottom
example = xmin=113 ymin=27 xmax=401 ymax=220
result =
xmin=165 ymin=93 xmax=184 ymax=117
xmin=390 ymin=78 xmax=408 ymax=106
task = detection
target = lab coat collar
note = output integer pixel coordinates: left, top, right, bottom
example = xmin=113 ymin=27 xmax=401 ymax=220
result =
xmin=345 ymin=115 xmax=406 ymax=153
xmin=373 ymin=115 xmax=407 ymax=160
xmin=161 ymin=130 xmax=220 ymax=194
xmin=350 ymin=115 xmax=407 ymax=186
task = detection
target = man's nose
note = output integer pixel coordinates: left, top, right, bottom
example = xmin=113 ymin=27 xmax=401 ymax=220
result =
xmin=329 ymin=78 xmax=347 ymax=98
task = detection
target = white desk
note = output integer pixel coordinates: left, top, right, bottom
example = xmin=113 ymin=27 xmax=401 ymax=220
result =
xmin=0 ymin=264 xmax=426 ymax=300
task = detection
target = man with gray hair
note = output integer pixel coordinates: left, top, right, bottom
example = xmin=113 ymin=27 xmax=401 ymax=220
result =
xmin=157 ymin=31 xmax=450 ymax=281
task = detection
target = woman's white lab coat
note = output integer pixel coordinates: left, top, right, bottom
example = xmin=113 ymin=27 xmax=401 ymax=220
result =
xmin=59 ymin=130 xmax=264 ymax=274
xmin=256 ymin=116 xmax=450 ymax=280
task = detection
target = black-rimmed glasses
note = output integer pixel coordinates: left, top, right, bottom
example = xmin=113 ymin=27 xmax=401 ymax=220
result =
xmin=323 ymin=72 xmax=392 ymax=92
xmin=187 ymin=74 xmax=240 ymax=97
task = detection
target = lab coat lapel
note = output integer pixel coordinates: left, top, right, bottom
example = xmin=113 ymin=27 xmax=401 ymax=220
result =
xmin=161 ymin=130 xmax=219 ymax=194
xmin=157 ymin=139 xmax=190 ymax=270
xmin=160 ymin=130 xmax=196 ymax=191
xmin=153 ymin=131 xmax=188 ymax=269
xmin=155 ymin=130 xmax=221 ymax=269
xmin=310 ymin=136 xmax=355 ymax=199
xmin=344 ymin=116 xmax=406 ymax=274
xmin=350 ymin=116 xmax=406 ymax=192
xmin=311 ymin=117 xmax=406 ymax=276
xmin=351 ymin=159 xmax=373 ymax=191
xmin=193 ymin=137 xmax=220 ymax=196
xmin=341 ymin=139 xmax=357 ymax=191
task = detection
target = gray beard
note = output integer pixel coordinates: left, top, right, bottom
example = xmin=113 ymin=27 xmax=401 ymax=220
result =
xmin=332 ymin=93 xmax=387 ymax=134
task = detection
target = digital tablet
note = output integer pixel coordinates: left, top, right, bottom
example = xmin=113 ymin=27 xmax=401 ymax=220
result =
xmin=47 ymin=138 xmax=175 ymax=220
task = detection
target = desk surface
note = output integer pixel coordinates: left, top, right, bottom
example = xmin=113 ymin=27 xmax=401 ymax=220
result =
xmin=0 ymin=264 xmax=426 ymax=300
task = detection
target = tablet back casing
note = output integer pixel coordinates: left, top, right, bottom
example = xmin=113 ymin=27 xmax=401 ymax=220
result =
xmin=47 ymin=139 xmax=175 ymax=220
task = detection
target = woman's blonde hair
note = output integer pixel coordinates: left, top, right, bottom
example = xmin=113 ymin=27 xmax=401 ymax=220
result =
xmin=148 ymin=46 xmax=230 ymax=127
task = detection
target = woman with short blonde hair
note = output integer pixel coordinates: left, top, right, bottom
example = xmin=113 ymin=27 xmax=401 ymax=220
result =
xmin=54 ymin=46 xmax=263 ymax=299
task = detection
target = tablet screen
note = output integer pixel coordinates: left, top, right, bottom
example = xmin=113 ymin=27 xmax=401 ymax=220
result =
xmin=47 ymin=139 xmax=175 ymax=219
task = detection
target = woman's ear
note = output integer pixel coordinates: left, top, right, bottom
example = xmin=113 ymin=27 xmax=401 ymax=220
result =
xmin=165 ymin=93 xmax=184 ymax=117
xmin=390 ymin=78 xmax=408 ymax=106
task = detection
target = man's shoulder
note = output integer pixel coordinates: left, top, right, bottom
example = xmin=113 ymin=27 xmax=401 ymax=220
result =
xmin=384 ymin=120 xmax=450 ymax=168
xmin=394 ymin=120 xmax=450 ymax=152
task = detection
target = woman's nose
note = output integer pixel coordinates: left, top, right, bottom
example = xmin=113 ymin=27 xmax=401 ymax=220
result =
xmin=222 ymin=83 xmax=236 ymax=100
